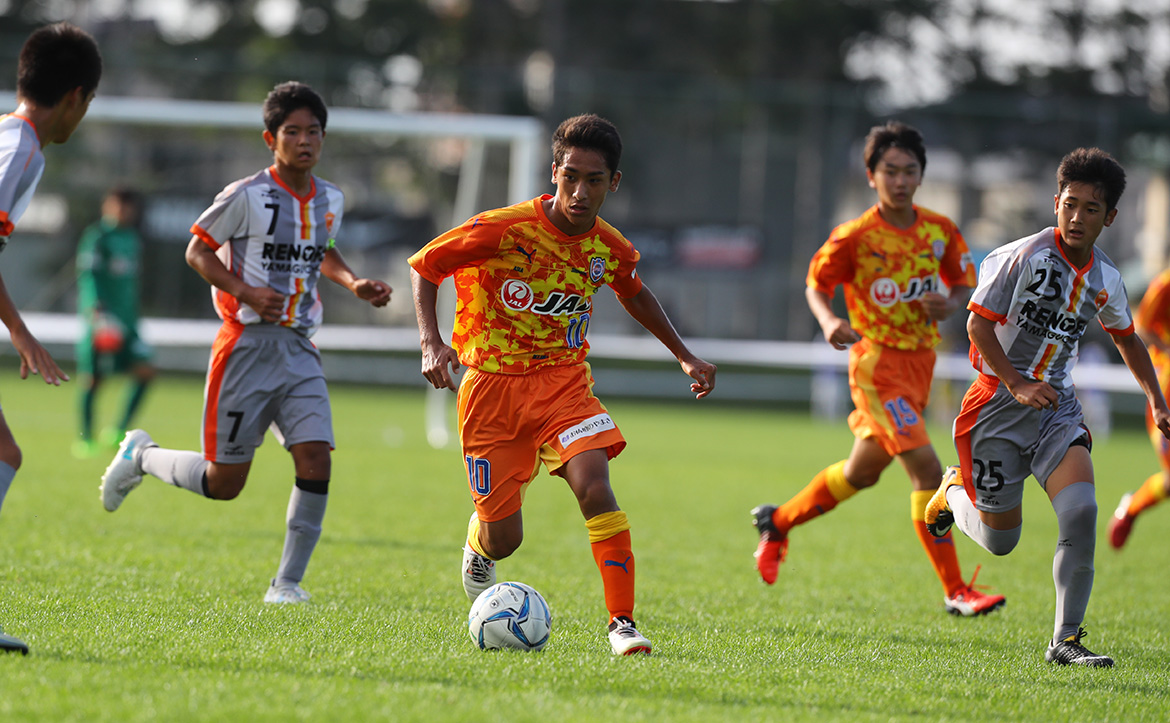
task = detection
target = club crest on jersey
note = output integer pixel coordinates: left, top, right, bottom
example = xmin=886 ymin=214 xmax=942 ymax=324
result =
xmin=932 ymin=239 xmax=945 ymax=259
xmin=1094 ymin=288 xmax=1108 ymax=308
xmin=325 ymin=212 xmax=335 ymax=235
xmin=589 ymin=257 xmax=606 ymax=283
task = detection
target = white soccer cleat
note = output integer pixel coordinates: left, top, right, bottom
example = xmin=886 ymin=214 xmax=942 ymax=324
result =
xmin=462 ymin=545 xmax=496 ymax=603
xmin=264 ymin=580 xmax=311 ymax=604
xmin=100 ymin=429 xmax=155 ymax=512
xmin=607 ymin=616 xmax=652 ymax=655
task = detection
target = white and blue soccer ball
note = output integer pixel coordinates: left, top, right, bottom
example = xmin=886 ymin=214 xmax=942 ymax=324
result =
xmin=467 ymin=581 xmax=552 ymax=652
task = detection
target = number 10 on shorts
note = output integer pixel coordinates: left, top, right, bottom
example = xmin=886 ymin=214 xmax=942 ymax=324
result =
xmin=466 ymin=455 xmax=491 ymax=495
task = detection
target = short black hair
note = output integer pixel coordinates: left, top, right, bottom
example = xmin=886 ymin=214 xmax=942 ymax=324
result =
xmin=105 ymin=186 xmax=140 ymax=206
xmin=263 ymin=81 xmax=328 ymax=135
xmin=1057 ymin=147 xmax=1126 ymax=212
xmin=864 ymin=121 xmax=926 ymax=173
xmin=552 ymin=114 xmax=622 ymax=176
xmin=17 ymin=22 xmax=102 ymax=107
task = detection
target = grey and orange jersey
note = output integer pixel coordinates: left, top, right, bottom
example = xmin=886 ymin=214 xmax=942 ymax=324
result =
xmin=967 ymin=226 xmax=1133 ymax=389
xmin=0 ymin=114 xmax=46 ymax=241
xmin=190 ymin=166 xmax=344 ymax=337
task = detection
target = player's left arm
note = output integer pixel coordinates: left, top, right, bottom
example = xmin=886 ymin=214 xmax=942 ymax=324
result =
xmin=1113 ymin=330 xmax=1170 ymax=439
xmin=616 ymin=284 xmax=716 ymax=399
xmin=320 ymin=247 xmax=392 ymax=308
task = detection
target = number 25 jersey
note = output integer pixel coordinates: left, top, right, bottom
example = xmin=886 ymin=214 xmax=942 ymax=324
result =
xmin=408 ymin=195 xmax=643 ymax=375
xmin=190 ymin=166 xmax=343 ymax=337
xmin=967 ymin=227 xmax=1133 ymax=389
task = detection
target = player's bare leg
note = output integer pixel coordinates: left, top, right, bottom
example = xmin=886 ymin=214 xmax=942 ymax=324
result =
xmin=751 ymin=437 xmax=884 ymax=584
xmin=463 ymin=510 xmax=519 ymax=602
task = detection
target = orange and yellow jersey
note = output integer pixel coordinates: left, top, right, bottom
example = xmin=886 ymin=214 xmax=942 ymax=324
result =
xmin=1136 ymin=268 xmax=1170 ymax=376
xmin=807 ymin=204 xmax=976 ymax=351
xmin=409 ymin=196 xmax=643 ymax=375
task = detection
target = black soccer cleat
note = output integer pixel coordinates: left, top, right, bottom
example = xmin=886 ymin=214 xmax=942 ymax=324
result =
xmin=1045 ymin=627 xmax=1113 ymax=668
xmin=0 ymin=628 xmax=29 ymax=656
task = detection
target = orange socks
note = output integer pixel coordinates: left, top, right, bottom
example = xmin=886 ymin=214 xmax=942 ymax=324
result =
xmin=587 ymin=511 xmax=634 ymax=623
xmin=1129 ymin=473 xmax=1170 ymax=517
xmin=911 ymin=489 xmax=964 ymax=597
xmin=772 ymin=461 xmax=858 ymax=534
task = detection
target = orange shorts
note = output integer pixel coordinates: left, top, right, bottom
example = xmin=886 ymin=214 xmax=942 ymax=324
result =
xmin=846 ymin=338 xmax=935 ymax=456
xmin=457 ymin=362 xmax=626 ymax=523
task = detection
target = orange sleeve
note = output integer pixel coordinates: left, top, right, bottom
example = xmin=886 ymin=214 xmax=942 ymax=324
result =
xmin=0 ymin=210 xmax=11 ymax=238
xmin=1136 ymin=271 xmax=1170 ymax=338
xmin=806 ymin=228 xmax=854 ymax=296
xmin=968 ymin=300 xmax=1006 ymax=323
xmin=408 ymin=212 xmax=510 ymax=285
xmin=607 ymin=230 xmax=643 ymax=298
xmin=190 ymin=224 xmax=221 ymax=250
xmin=938 ymin=219 xmax=977 ymax=289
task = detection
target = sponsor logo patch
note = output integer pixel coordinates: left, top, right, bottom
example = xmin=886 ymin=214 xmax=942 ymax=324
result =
xmin=870 ymin=277 xmax=899 ymax=307
xmin=500 ymin=279 xmax=535 ymax=311
xmin=558 ymin=413 xmax=616 ymax=448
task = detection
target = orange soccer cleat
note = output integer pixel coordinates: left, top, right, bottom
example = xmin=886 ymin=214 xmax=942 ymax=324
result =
xmin=750 ymin=504 xmax=789 ymax=585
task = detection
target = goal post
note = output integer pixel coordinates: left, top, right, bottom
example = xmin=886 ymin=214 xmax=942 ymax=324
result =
xmin=1 ymin=91 xmax=544 ymax=448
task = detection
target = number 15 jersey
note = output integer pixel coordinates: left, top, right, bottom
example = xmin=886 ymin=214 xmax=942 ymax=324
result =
xmin=190 ymin=165 xmax=344 ymax=337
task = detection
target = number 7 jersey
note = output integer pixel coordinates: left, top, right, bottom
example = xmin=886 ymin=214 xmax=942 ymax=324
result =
xmin=190 ymin=165 xmax=343 ymax=337
xmin=967 ymin=226 xmax=1134 ymax=389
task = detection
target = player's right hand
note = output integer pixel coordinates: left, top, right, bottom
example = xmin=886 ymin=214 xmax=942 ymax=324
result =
xmin=421 ymin=343 xmax=461 ymax=391
xmin=241 ymin=286 xmax=288 ymax=323
xmin=1010 ymin=379 xmax=1059 ymax=411
xmin=10 ymin=327 xmax=67 ymax=385
xmin=822 ymin=318 xmax=861 ymax=350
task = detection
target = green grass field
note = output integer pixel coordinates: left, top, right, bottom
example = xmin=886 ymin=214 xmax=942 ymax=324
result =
xmin=1 ymin=372 xmax=1169 ymax=722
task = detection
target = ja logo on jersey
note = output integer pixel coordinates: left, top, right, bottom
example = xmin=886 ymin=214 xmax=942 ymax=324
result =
xmin=499 ymin=278 xmax=591 ymax=316
xmin=869 ymin=274 xmax=938 ymax=308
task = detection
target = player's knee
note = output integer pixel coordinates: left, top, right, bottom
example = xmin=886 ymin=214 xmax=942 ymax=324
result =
xmin=205 ymin=475 xmax=246 ymax=500
xmin=292 ymin=443 xmax=331 ymax=479
xmin=982 ymin=525 xmax=1021 ymax=556
xmin=846 ymin=469 xmax=881 ymax=489
xmin=483 ymin=532 xmax=521 ymax=560
xmin=481 ymin=522 xmax=523 ymax=559
xmin=0 ymin=443 xmax=22 ymax=471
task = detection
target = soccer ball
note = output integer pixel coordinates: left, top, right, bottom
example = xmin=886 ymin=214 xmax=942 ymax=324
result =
xmin=467 ymin=581 xmax=552 ymax=652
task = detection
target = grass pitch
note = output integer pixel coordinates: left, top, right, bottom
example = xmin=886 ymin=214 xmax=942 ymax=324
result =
xmin=1 ymin=371 xmax=1169 ymax=721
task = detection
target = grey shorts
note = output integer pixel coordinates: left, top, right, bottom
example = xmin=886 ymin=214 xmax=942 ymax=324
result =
xmin=202 ymin=324 xmax=333 ymax=463
xmin=953 ymin=377 xmax=1087 ymax=513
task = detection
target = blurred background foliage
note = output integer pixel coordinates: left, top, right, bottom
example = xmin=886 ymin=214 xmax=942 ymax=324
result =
xmin=2 ymin=0 xmax=1170 ymax=343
